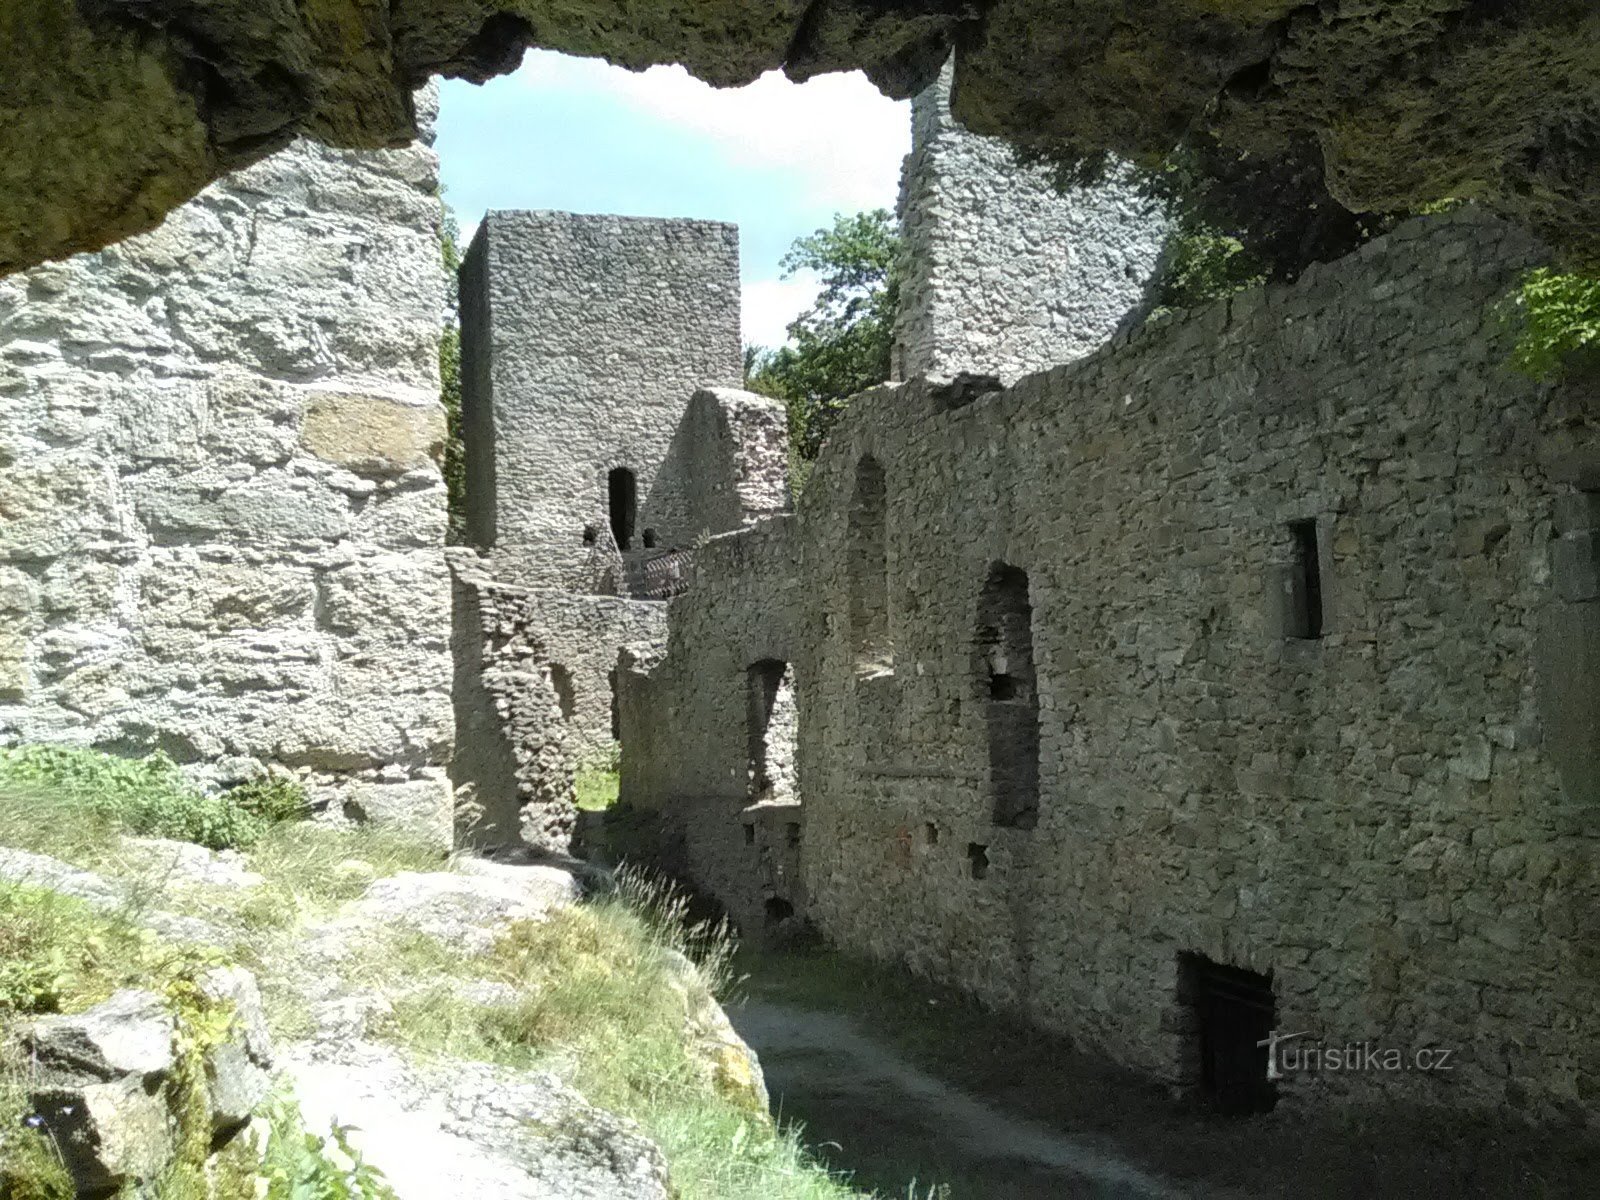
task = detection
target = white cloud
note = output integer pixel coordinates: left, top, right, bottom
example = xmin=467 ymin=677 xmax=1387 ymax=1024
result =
xmin=742 ymin=272 xmax=821 ymax=349
xmin=514 ymin=51 xmax=909 ymax=213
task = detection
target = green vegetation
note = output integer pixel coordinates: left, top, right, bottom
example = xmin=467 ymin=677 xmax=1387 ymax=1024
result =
xmin=573 ymin=744 xmax=621 ymax=812
xmin=0 ymin=746 xmax=304 ymax=852
xmin=0 ymin=747 xmax=862 ymax=1198
xmin=745 ymin=210 xmax=901 ymax=491
xmin=438 ymin=195 xmax=467 ymax=543
xmin=255 ymin=1096 xmax=397 ymax=1200
xmin=0 ymin=1074 xmax=72 ymax=1199
xmin=0 ymin=882 xmax=162 ymax=1018
xmin=385 ymin=873 xmax=866 ymax=1200
xmin=1503 ymin=267 xmax=1600 ymax=381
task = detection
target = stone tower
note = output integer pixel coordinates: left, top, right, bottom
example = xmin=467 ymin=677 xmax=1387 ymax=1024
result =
xmin=458 ymin=211 xmax=743 ymax=592
xmin=893 ymin=61 xmax=1171 ymax=384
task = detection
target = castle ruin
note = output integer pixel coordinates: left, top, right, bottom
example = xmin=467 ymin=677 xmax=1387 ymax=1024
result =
xmin=2 ymin=55 xmax=1598 ymax=1147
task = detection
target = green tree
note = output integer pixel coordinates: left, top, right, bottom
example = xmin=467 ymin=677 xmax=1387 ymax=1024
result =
xmin=745 ymin=210 xmax=901 ymax=481
xmin=438 ymin=196 xmax=467 ymax=542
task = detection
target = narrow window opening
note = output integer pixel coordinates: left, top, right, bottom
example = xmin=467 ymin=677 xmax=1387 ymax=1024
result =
xmin=966 ymin=843 xmax=989 ymax=880
xmin=608 ymin=668 xmax=620 ymax=741
xmin=746 ymin=659 xmax=798 ymax=803
xmin=1179 ymin=953 xmax=1278 ymax=1115
xmin=848 ymin=456 xmax=892 ymax=676
xmin=923 ymin=822 xmax=940 ymax=847
xmin=608 ymin=467 xmax=637 ymax=551
xmin=582 ymin=524 xmax=597 ymax=546
xmin=1286 ymin=519 xmax=1323 ymax=640
xmin=551 ymin=664 xmax=576 ymax=721
xmin=785 ymin=822 xmax=801 ymax=848
xmin=977 ymin=563 xmax=1040 ymax=830
xmin=642 ymin=528 xmax=658 ymax=549
xmin=743 ymin=823 xmax=757 ymax=846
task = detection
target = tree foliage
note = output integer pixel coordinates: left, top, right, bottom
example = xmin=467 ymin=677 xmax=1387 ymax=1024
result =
xmin=1502 ymin=267 xmax=1600 ymax=381
xmin=437 ymin=198 xmax=467 ymax=542
xmin=745 ymin=210 xmax=901 ymax=474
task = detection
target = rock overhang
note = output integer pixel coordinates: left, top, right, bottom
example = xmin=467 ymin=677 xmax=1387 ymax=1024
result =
xmin=1 ymin=0 xmax=1596 ymax=274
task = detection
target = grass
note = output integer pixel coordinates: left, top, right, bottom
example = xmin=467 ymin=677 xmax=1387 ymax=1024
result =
xmin=0 ymin=879 xmax=242 ymax=1199
xmin=0 ymin=881 xmax=169 ymax=1018
xmin=0 ymin=746 xmax=307 ymax=854
xmin=382 ymin=872 xmax=872 ymax=1200
xmin=0 ymin=746 xmax=869 ymax=1197
xmin=573 ymin=745 xmax=620 ymax=812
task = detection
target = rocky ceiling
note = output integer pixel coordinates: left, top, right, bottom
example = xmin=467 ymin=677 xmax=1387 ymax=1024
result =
xmin=1 ymin=0 xmax=1596 ymax=276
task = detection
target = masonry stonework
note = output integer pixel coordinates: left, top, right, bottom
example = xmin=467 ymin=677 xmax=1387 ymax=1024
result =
xmin=893 ymin=62 xmax=1171 ymax=385
xmin=459 ymin=211 xmax=743 ymax=589
xmin=620 ymin=212 xmax=1600 ymax=1123
xmin=450 ymin=210 xmax=789 ymax=852
xmin=0 ymin=95 xmax=454 ymax=843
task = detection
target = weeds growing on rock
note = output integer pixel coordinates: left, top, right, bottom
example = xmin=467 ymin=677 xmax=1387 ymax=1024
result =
xmin=0 ymin=746 xmax=301 ymax=853
xmin=0 ymin=882 xmax=160 ymax=1017
xmin=383 ymin=870 xmax=865 ymax=1199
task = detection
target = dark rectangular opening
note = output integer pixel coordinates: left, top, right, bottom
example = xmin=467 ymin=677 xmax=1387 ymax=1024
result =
xmin=966 ymin=843 xmax=989 ymax=880
xmin=1287 ymin=519 xmax=1323 ymax=640
xmin=609 ymin=467 xmax=637 ymax=550
xmin=1180 ymin=953 xmax=1277 ymax=1115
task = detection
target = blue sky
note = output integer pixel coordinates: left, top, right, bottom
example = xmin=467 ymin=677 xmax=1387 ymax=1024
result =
xmin=436 ymin=51 xmax=910 ymax=348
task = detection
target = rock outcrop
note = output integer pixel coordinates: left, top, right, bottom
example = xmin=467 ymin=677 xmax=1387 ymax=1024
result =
xmin=15 ymin=977 xmax=273 ymax=1194
xmin=1 ymin=1 xmax=1596 ymax=276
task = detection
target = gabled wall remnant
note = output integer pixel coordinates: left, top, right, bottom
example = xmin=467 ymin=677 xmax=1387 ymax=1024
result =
xmin=618 ymin=212 xmax=1600 ymax=1123
xmin=893 ymin=61 xmax=1170 ymax=385
xmin=0 ymin=92 xmax=454 ymax=843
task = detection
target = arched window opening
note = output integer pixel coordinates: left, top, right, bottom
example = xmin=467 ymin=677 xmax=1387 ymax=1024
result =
xmin=746 ymin=659 xmax=798 ymax=803
xmin=976 ymin=563 xmax=1039 ymax=830
xmin=608 ymin=467 xmax=637 ymax=550
xmin=847 ymin=455 xmax=892 ymax=676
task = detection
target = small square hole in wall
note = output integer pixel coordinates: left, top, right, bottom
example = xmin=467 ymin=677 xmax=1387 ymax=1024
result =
xmin=966 ymin=843 xmax=989 ymax=880
xmin=924 ymin=822 xmax=940 ymax=847
xmin=582 ymin=525 xmax=598 ymax=546
xmin=1178 ymin=952 xmax=1278 ymax=1115
xmin=988 ymin=673 xmax=1018 ymax=701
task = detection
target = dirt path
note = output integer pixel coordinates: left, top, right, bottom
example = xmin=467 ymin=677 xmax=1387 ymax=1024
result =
xmin=734 ymin=1001 xmax=1196 ymax=1199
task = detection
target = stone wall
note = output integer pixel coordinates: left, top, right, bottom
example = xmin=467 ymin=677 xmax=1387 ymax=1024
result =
xmin=458 ymin=211 xmax=742 ymax=589
xmin=666 ymin=388 xmax=792 ymax=540
xmin=447 ymin=549 xmax=671 ymax=851
xmin=616 ymin=516 xmax=807 ymax=934
xmin=620 ymin=212 xmax=1600 ymax=1122
xmin=0 ymin=93 xmax=454 ymax=843
xmin=892 ymin=61 xmax=1170 ymax=385
xmin=450 ymin=214 xmax=790 ymax=853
